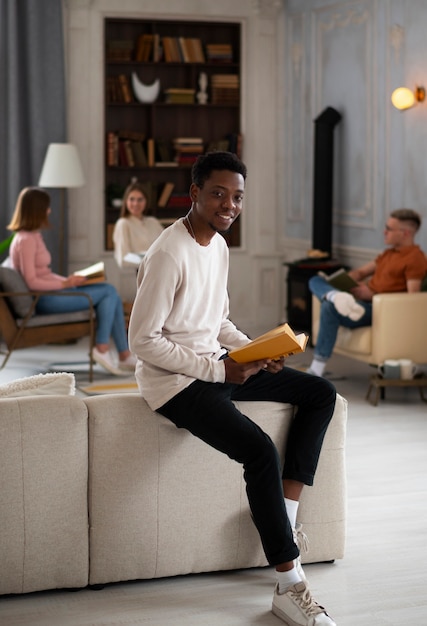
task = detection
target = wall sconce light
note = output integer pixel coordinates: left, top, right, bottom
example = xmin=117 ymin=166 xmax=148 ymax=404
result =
xmin=391 ymin=86 xmax=426 ymax=110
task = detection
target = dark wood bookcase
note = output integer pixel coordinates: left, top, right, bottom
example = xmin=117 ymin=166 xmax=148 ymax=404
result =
xmin=104 ymin=18 xmax=242 ymax=250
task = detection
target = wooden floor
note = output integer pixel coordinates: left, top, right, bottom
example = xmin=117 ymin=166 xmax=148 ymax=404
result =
xmin=1 ymin=340 xmax=427 ymax=625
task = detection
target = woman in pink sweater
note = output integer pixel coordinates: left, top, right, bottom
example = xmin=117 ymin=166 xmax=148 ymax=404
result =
xmin=8 ymin=187 xmax=136 ymax=376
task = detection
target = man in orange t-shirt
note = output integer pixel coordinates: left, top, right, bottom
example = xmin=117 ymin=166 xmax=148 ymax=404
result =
xmin=307 ymin=208 xmax=427 ymax=377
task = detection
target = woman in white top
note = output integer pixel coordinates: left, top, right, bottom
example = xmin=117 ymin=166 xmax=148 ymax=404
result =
xmin=113 ymin=182 xmax=164 ymax=268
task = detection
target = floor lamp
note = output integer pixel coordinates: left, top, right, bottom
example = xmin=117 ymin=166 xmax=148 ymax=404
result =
xmin=38 ymin=143 xmax=85 ymax=275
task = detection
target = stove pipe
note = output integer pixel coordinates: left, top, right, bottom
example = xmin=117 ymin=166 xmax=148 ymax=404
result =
xmin=312 ymin=106 xmax=342 ymax=259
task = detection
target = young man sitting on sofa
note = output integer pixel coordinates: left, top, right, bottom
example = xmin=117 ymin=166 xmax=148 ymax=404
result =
xmin=307 ymin=208 xmax=427 ymax=377
xmin=129 ymin=151 xmax=338 ymax=625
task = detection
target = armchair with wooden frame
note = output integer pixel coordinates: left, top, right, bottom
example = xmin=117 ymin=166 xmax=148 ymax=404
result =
xmin=0 ymin=266 xmax=95 ymax=381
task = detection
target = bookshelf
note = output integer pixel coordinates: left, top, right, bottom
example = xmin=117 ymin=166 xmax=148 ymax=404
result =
xmin=104 ymin=18 xmax=242 ymax=250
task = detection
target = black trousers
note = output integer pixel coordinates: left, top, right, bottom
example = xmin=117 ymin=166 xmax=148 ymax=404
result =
xmin=157 ymin=366 xmax=336 ymax=566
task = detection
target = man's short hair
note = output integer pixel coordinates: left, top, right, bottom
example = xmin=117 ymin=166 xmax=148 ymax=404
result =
xmin=391 ymin=208 xmax=422 ymax=232
xmin=191 ymin=151 xmax=247 ymax=188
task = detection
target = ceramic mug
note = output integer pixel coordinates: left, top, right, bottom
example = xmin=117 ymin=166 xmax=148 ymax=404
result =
xmin=399 ymin=359 xmax=417 ymax=380
xmin=378 ymin=359 xmax=401 ymax=379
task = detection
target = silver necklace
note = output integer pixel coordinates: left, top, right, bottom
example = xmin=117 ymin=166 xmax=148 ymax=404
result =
xmin=185 ymin=213 xmax=196 ymax=240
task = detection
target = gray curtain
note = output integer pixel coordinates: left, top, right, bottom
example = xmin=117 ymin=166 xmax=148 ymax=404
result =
xmin=0 ymin=0 xmax=66 ymax=270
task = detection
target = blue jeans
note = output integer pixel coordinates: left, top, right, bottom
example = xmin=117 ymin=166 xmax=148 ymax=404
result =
xmin=309 ymin=275 xmax=372 ymax=360
xmin=157 ymin=366 xmax=336 ymax=566
xmin=35 ymin=283 xmax=128 ymax=352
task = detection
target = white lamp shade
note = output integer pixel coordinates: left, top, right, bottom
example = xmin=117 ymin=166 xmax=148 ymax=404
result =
xmin=39 ymin=143 xmax=85 ymax=187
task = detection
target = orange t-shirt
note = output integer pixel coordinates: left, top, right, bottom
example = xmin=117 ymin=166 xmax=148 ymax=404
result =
xmin=368 ymin=245 xmax=427 ymax=294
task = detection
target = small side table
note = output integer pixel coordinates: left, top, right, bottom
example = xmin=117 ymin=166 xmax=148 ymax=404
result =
xmin=366 ymin=375 xmax=427 ymax=406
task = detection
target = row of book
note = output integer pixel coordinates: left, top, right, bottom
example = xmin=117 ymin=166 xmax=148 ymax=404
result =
xmin=107 ymin=36 xmax=235 ymax=64
xmin=205 ymin=44 xmax=233 ymax=63
xmin=107 ymin=74 xmax=239 ymax=106
xmin=107 ymin=133 xmax=243 ymax=168
xmin=211 ymin=74 xmax=240 ymax=105
xmin=106 ymin=75 xmax=134 ymax=104
xmin=164 ymin=88 xmax=195 ymax=104
xmin=173 ymin=137 xmax=204 ymax=166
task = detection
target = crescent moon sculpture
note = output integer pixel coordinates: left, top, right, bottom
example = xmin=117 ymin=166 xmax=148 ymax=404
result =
xmin=131 ymin=72 xmax=160 ymax=103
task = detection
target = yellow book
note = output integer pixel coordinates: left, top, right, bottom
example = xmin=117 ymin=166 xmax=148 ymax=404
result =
xmin=228 ymin=323 xmax=309 ymax=363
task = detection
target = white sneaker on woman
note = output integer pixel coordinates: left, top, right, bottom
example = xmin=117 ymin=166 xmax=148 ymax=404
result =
xmin=92 ymin=348 xmax=126 ymax=376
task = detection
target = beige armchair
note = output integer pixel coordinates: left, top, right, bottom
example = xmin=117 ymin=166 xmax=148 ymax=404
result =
xmin=312 ymin=291 xmax=427 ymax=366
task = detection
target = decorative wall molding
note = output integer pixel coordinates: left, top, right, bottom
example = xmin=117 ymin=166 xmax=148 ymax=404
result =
xmin=317 ymin=6 xmax=370 ymax=32
xmin=389 ymin=23 xmax=404 ymax=64
xmin=312 ymin=1 xmax=375 ymax=227
xmin=252 ymin=0 xmax=283 ymax=18
xmin=291 ymin=41 xmax=303 ymax=78
xmin=285 ymin=13 xmax=307 ymax=223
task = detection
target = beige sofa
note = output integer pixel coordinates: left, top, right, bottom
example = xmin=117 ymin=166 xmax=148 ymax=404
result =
xmin=0 ymin=392 xmax=347 ymax=595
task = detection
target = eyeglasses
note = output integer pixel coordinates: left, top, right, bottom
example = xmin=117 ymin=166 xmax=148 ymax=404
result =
xmin=384 ymin=224 xmax=404 ymax=232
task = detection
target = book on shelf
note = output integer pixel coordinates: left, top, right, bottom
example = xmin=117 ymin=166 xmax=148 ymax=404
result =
xmin=189 ymin=38 xmax=205 ymax=63
xmin=211 ymin=74 xmax=240 ymax=105
xmin=228 ymin=323 xmax=309 ymax=363
xmin=106 ymin=131 xmax=119 ymax=166
xmin=106 ymin=40 xmax=133 ymax=62
xmin=178 ymin=37 xmax=191 ymax=63
xmin=147 ymin=138 xmax=155 ymax=167
xmin=162 ymin=36 xmax=179 ymax=62
xmin=135 ymin=33 xmax=153 ymax=62
xmin=167 ymin=193 xmax=191 ymax=208
xmin=106 ymin=76 xmax=121 ymax=103
xmin=152 ymin=33 xmax=162 ymax=62
xmin=157 ymin=182 xmax=175 ymax=208
xmin=118 ymin=74 xmax=133 ymax=103
xmin=118 ymin=140 xmax=129 ymax=167
xmin=164 ymin=88 xmax=196 ymax=104
xmin=156 ymin=138 xmax=173 ymax=163
xmin=107 ymin=131 xmax=148 ymax=168
xmin=206 ymin=43 xmax=233 ymax=63
xmin=318 ymin=268 xmax=358 ymax=292
xmin=173 ymin=137 xmax=204 ymax=144
xmin=123 ymin=140 xmax=135 ymax=167
xmin=131 ymin=140 xmax=148 ymax=167
xmin=74 ymin=261 xmax=106 ymax=285
xmin=143 ymin=181 xmax=159 ymax=210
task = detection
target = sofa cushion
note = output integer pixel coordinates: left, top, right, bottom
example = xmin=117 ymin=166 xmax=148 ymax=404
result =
xmin=0 ymin=266 xmax=34 ymax=318
xmin=16 ymin=309 xmax=93 ymax=327
xmin=85 ymin=393 xmax=347 ymax=586
xmin=335 ymin=325 xmax=372 ymax=355
xmin=0 ymin=396 xmax=89 ymax=594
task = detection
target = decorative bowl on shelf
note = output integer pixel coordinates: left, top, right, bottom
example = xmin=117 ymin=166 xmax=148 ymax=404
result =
xmin=111 ymin=198 xmax=123 ymax=208
xmin=131 ymin=72 xmax=160 ymax=103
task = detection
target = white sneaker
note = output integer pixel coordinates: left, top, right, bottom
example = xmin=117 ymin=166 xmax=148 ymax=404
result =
xmin=294 ymin=523 xmax=309 ymax=582
xmin=272 ymin=581 xmax=336 ymax=625
xmin=92 ymin=348 xmax=126 ymax=376
xmin=119 ymin=353 xmax=137 ymax=372
xmin=332 ymin=292 xmax=364 ymax=321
